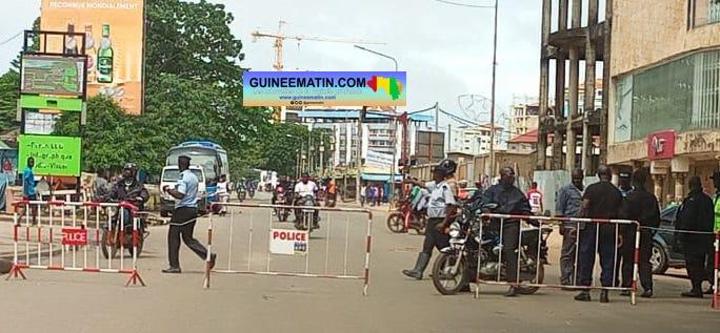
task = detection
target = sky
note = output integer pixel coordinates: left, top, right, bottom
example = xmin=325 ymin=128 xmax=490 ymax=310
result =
xmin=0 ymin=0 xmax=543 ymax=131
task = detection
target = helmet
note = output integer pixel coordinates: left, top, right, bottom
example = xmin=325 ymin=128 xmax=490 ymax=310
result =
xmin=435 ymin=159 xmax=457 ymax=177
xmin=123 ymin=163 xmax=137 ymax=175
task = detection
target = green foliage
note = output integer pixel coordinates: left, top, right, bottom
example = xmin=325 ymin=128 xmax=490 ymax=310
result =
xmin=0 ymin=70 xmax=19 ymax=133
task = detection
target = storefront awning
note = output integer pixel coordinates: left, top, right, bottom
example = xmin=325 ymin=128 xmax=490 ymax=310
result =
xmin=361 ymin=173 xmax=402 ymax=182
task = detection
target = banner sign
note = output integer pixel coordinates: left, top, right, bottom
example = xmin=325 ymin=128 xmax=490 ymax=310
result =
xmin=647 ymin=130 xmax=675 ymax=160
xmin=365 ymin=150 xmax=394 ymax=167
xmin=269 ymin=229 xmax=308 ymax=255
xmin=243 ymin=71 xmax=407 ymax=107
xmin=62 ymin=227 xmax=88 ymax=246
xmin=18 ymin=135 xmax=82 ymax=177
xmin=41 ymin=0 xmax=145 ymax=115
xmin=21 ymin=55 xmax=85 ymax=96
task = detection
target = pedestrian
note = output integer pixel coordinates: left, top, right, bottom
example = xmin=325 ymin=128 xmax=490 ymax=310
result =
xmin=618 ymin=171 xmax=634 ymax=198
xmin=22 ymin=157 xmax=37 ymax=225
xmin=574 ymin=165 xmax=623 ymax=303
xmin=360 ymin=182 xmax=367 ymax=207
xmin=402 ymin=159 xmax=458 ymax=280
xmin=377 ymin=184 xmax=384 ymax=206
xmin=483 ymin=166 xmax=532 ymax=297
xmin=368 ymin=184 xmax=376 ymax=207
xmin=675 ymin=175 xmax=714 ymax=298
xmin=709 ymin=171 xmax=720 ymax=294
xmin=555 ymin=168 xmax=584 ymax=287
xmin=527 ymin=181 xmax=544 ymax=215
xmin=614 ymin=171 xmax=634 ymax=287
xmin=618 ymin=169 xmax=658 ymax=298
xmin=162 ymin=155 xmax=216 ymax=274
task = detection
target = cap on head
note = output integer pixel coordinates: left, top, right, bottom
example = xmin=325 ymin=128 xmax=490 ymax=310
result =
xmin=435 ymin=159 xmax=457 ymax=178
xmin=619 ymin=171 xmax=631 ymax=179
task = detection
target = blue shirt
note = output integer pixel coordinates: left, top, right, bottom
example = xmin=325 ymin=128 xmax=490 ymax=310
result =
xmin=556 ymin=184 xmax=583 ymax=219
xmin=175 ymin=169 xmax=198 ymax=209
xmin=23 ymin=167 xmax=36 ymax=197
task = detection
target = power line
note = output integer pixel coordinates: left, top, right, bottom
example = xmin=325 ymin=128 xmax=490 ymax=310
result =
xmin=434 ymin=0 xmax=493 ymax=8
xmin=0 ymin=31 xmax=22 ymax=47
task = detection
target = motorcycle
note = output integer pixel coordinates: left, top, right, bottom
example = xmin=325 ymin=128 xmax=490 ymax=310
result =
xmin=237 ymin=184 xmax=247 ymax=202
xmin=294 ymin=194 xmax=320 ymax=232
xmin=431 ymin=200 xmax=552 ymax=295
xmin=101 ymin=200 xmax=147 ymax=260
xmin=273 ymin=186 xmax=291 ymax=222
xmin=386 ymin=200 xmax=427 ymax=234
xmin=248 ymin=185 xmax=256 ymax=199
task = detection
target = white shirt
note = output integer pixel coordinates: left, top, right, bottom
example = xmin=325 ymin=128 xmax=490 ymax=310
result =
xmin=294 ymin=181 xmax=318 ymax=197
xmin=426 ymin=180 xmax=456 ymax=218
xmin=217 ymin=182 xmax=228 ymax=195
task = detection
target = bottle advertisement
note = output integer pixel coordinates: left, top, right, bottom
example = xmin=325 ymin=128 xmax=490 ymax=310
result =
xmin=40 ymin=0 xmax=145 ymax=115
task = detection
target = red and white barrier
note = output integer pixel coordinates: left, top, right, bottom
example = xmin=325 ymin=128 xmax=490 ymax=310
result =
xmin=202 ymin=203 xmax=373 ymax=295
xmin=6 ymin=200 xmax=145 ymax=287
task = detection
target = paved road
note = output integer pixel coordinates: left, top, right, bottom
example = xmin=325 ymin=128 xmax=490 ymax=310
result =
xmin=1 ymin=192 xmax=719 ymax=332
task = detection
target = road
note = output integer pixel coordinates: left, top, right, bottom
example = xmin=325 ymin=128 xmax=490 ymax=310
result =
xmin=1 ymin=192 xmax=719 ymax=332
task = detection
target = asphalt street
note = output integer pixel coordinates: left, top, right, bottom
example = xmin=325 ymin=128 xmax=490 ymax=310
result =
xmin=1 ymin=192 xmax=719 ymax=332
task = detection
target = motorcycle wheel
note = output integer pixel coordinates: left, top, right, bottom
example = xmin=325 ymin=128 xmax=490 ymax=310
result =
xmin=432 ymin=252 xmax=469 ymax=295
xmin=414 ymin=216 xmax=427 ymax=235
xmin=517 ymin=264 xmax=544 ymax=295
xmin=100 ymin=229 xmax=118 ymax=260
xmin=386 ymin=213 xmax=406 ymax=233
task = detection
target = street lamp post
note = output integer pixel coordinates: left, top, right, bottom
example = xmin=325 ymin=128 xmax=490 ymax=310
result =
xmin=436 ymin=0 xmax=499 ymax=177
xmin=353 ymin=45 xmax=400 ymax=203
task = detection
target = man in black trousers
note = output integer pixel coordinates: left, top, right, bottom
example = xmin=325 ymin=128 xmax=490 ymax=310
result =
xmin=675 ymin=176 xmax=714 ymax=298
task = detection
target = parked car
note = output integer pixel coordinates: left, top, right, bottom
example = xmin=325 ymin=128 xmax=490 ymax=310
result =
xmin=651 ymin=204 xmax=686 ymax=274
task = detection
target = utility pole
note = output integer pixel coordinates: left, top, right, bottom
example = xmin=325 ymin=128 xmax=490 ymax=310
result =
xmin=356 ymin=107 xmax=366 ymax=203
xmin=434 ymin=102 xmax=440 ymax=131
xmin=488 ymin=0 xmax=499 ymax=177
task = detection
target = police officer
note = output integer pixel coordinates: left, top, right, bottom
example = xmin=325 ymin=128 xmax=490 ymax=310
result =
xmin=162 ymin=155 xmax=216 ymax=273
xmin=402 ymin=159 xmax=458 ymax=280
xmin=482 ymin=166 xmax=532 ymax=297
xmin=675 ymin=176 xmax=714 ymax=298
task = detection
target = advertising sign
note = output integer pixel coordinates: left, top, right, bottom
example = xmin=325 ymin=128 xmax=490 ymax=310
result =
xmin=269 ymin=229 xmax=308 ymax=255
xmin=21 ymin=55 xmax=85 ymax=96
xmin=647 ymin=130 xmax=675 ymax=160
xmin=365 ymin=150 xmax=394 ymax=167
xmin=62 ymin=227 xmax=88 ymax=246
xmin=18 ymin=135 xmax=82 ymax=177
xmin=40 ymin=0 xmax=145 ymax=115
xmin=243 ymin=71 xmax=407 ymax=107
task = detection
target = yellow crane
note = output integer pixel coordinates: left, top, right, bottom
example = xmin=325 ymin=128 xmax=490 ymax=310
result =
xmin=251 ymin=20 xmax=386 ymax=71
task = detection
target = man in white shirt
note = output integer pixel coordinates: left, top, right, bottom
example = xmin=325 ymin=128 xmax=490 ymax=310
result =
xmin=294 ymin=173 xmax=318 ymax=198
xmin=216 ymin=174 xmax=229 ymax=214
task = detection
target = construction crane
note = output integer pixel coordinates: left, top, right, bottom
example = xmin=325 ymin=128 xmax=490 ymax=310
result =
xmin=251 ymin=20 xmax=386 ymax=71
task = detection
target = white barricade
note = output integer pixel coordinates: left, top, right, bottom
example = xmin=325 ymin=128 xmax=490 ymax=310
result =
xmin=202 ymin=203 xmax=373 ymax=295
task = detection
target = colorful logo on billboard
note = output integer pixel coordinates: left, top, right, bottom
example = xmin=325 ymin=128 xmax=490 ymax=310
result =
xmin=647 ymin=130 xmax=675 ymax=160
xmin=243 ymin=71 xmax=407 ymax=107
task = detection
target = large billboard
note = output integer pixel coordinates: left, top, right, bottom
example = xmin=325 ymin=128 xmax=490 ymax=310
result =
xmin=243 ymin=71 xmax=407 ymax=107
xmin=21 ymin=55 xmax=85 ymax=97
xmin=40 ymin=0 xmax=145 ymax=115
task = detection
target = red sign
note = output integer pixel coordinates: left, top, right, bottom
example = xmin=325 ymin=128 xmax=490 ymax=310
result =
xmin=62 ymin=227 xmax=88 ymax=246
xmin=647 ymin=130 xmax=675 ymax=160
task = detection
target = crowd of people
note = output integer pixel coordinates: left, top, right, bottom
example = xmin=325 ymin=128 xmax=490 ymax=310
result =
xmin=398 ymin=160 xmax=719 ymax=302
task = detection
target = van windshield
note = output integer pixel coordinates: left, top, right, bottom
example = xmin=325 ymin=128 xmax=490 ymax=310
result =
xmin=162 ymin=169 xmax=203 ymax=183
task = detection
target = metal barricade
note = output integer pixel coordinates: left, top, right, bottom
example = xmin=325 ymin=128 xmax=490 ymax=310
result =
xmin=202 ymin=203 xmax=373 ymax=295
xmin=6 ymin=200 xmax=145 ymax=287
xmin=467 ymin=214 xmax=640 ymax=304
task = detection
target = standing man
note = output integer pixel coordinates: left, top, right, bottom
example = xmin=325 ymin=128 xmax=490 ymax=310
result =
xmin=360 ymin=182 xmax=367 ymax=207
xmin=162 ymin=155 xmax=216 ymax=274
xmin=575 ymin=165 xmax=623 ymax=303
xmin=676 ymin=176 xmax=714 ymax=298
xmin=483 ymin=166 xmax=532 ymax=297
xmin=555 ymin=168 xmax=584 ymax=286
xmin=618 ymin=171 xmax=634 ymax=198
xmin=710 ymin=171 xmax=720 ymax=294
xmin=619 ymin=169 xmax=659 ymax=298
xmin=402 ymin=159 xmax=458 ymax=280
xmin=22 ymin=157 xmax=37 ymax=225
xmin=527 ymin=181 xmax=544 ymax=215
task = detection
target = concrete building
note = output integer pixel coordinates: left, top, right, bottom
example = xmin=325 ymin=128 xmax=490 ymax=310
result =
xmin=508 ymin=129 xmax=538 ymax=155
xmin=448 ymin=124 xmax=504 ymax=155
xmin=607 ymin=0 xmax=720 ymax=204
xmin=509 ymin=103 xmax=540 ymax=137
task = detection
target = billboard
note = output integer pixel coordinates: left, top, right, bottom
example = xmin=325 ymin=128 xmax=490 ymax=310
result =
xmin=21 ymin=55 xmax=85 ymax=97
xmin=243 ymin=71 xmax=407 ymax=107
xmin=414 ymin=130 xmax=445 ymax=165
xmin=18 ymin=135 xmax=82 ymax=177
xmin=40 ymin=0 xmax=145 ymax=115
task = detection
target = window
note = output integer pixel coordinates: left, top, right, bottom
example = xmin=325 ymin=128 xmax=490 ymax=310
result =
xmin=691 ymin=0 xmax=720 ymax=27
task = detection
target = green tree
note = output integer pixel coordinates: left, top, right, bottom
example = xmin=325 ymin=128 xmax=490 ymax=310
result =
xmin=0 ymin=70 xmax=19 ymax=133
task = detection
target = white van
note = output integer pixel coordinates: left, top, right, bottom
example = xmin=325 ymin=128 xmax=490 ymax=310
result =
xmin=160 ymin=165 xmax=205 ymax=217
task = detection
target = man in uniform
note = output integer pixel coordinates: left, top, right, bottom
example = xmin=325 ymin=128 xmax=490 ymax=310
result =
xmin=675 ymin=176 xmax=714 ymax=298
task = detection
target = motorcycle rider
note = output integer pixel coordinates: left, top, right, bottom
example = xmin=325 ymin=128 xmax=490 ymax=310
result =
xmin=482 ymin=166 xmax=532 ymax=297
xmin=102 ymin=163 xmax=149 ymax=232
xmin=294 ymin=173 xmax=319 ymax=226
xmin=402 ymin=159 xmax=458 ymax=280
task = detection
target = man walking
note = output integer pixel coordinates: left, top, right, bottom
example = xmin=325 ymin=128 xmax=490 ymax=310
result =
xmin=676 ymin=176 xmax=714 ymax=298
xmin=162 ymin=155 xmax=216 ymax=273
xmin=575 ymin=165 xmax=623 ymax=303
xmin=555 ymin=168 xmax=584 ymax=286
xmin=483 ymin=166 xmax=532 ymax=297
xmin=22 ymin=157 xmax=37 ymax=225
xmin=619 ymin=169 xmax=659 ymax=298
xmin=527 ymin=182 xmax=543 ymax=215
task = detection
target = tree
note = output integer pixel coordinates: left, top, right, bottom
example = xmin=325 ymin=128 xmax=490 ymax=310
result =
xmin=0 ymin=70 xmax=19 ymax=133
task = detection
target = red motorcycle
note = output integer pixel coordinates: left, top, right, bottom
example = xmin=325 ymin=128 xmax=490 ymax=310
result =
xmin=386 ymin=200 xmax=427 ymax=234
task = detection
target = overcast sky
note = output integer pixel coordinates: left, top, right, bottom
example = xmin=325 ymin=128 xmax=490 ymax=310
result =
xmin=0 ymin=0 xmax=543 ymax=129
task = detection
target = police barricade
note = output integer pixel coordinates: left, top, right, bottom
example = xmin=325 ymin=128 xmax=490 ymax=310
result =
xmin=6 ymin=200 xmax=145 ymax=287
xmin=202 ymin=203 xmax=373 ymax=295
xmin=451 ymin=214 xmax=641 ymax=304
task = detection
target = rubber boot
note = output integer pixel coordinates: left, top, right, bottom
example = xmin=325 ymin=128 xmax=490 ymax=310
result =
xmin=402 ymin=253 xmax=431 ymax=280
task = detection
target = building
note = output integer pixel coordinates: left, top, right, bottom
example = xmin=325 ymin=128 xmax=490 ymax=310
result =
xmin=507 ymin=129 xmax=538 ymax=155
xmin=607 ymin=0 xmax=720 ymax=204
xmin=448 ymin=124 xmax=503 ymax=155
xmin=509 ymin=103 xmax=539 ymax=137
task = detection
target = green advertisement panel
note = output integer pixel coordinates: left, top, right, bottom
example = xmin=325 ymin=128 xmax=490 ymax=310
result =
xmin=18 ymin=135 xmax=82 ymax=177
